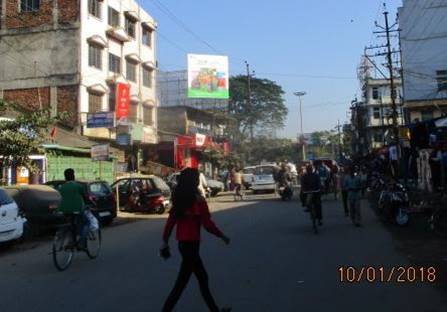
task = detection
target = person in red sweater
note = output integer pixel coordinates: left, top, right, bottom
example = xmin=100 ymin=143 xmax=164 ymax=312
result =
xmin=161 ymin=168 xmax=231 ymax=312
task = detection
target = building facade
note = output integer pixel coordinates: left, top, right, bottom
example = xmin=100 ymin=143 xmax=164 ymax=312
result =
xmin=399 ymin=0 xmax=447 ymax=123
xmin=361 ymin=78 xmax=404 ymax=149
xmin=0 ymin=0 xmax=158 ymax=146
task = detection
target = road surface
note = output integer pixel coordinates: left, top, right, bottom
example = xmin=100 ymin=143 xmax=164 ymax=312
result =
xmin=0 ymin=193 xmax=446 ymax=312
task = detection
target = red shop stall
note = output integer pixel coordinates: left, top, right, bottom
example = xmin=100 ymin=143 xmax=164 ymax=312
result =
xmin=175 ymin=134 xmax=213 ymax=170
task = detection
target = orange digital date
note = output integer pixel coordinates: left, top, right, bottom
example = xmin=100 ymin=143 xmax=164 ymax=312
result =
xmin=338 ymin=266 xmax=437 ymax=283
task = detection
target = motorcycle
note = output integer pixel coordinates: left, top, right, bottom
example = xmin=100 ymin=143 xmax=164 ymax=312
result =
xmin=378 ymin=183 xmax=410 ymax=226
xmin=126 ymin=189 xmax=168 ymax=215
xmin=278 ymin=182 xmax=294 ymax=201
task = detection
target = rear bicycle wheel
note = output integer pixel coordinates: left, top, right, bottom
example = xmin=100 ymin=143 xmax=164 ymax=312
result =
xmin=86 ymin=228 xmax=102 ymax=259
xmin=52 ymin=229 xmax=74 ymax=271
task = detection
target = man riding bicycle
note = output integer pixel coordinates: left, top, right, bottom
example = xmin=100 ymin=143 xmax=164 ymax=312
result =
xmin=315 ymin=161 xmax=331 ymax=194
xmin=57 ymin=169 xmax=89 ymax=250
xmin=301 ymin=164 xmax=323 ymax=226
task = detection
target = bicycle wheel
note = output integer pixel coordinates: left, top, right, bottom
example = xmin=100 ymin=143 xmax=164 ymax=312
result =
xmin=432 ymin=209 xmax=447 ymax=237
xmin=52 ymin=229 xmax=74 ymax=271
xmin=86 ymin=228 xmax=102 ymax=259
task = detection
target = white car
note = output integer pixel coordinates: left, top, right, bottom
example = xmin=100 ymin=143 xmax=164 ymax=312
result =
xmin=242 ymin=166 xmax=256 ymax=188
xmin=0 ymin=188 xmax=26 ymax=244
xmin=251 ymin=165 xmax=279 ymax=194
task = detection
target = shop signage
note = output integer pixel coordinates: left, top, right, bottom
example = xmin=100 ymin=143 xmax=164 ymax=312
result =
xmin=117 ymin=133 xmax=131 ymax=146
xmin=116 ymin=83 xmax=130 ymax=120
xmin=142 ymin=126 xmax=156 ymax=144
xmin=195 ymin=133 xmax=206 ymax=147
xmin=86 ymin=112 xmax=115 ymax=129
xmin=91 ymin=144 xmax=110 ymax=161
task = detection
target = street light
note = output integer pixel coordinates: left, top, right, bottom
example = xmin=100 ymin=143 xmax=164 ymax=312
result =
xmin=294 ymin=91 xmax=307 ymax=161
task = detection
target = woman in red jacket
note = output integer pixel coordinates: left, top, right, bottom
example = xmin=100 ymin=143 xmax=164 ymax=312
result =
xmin=161 ymin=168 xmax=231 ymax=312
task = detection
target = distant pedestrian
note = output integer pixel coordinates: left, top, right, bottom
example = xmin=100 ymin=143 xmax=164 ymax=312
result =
xmin=338 ymin=167 xmax=349 ymax=217
xmin=161 ymin=168 xmax=231 ymax=312
xmin=344 ymin=167 xmax=364 ymax=227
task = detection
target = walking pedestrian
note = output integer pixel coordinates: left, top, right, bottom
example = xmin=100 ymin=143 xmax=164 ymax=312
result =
xmin=339 ymin=167 xmax=349 ymax=217
xmin=161 ymin=168 xmax=231 ymax=312
xmin=344 ymin=167 xmax=363 ymax=227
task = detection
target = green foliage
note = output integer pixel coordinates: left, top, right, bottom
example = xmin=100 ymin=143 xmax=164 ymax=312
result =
xmin=240 ymin=136 xmax=299 ymax=165
xmin=229 ymin=75 xmax=288 ymax=139
xmin=0 ymin=99 xmax=66 ymax=172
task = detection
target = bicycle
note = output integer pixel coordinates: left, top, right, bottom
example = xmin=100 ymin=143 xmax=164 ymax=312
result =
xmin=52 ymin=212 xmax=101 ymax=271
xmin=303 ymin=190 xmax=321 ymax=234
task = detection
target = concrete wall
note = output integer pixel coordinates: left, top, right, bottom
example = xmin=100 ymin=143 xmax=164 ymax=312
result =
xmin=399 ymin=0 xmax=447 ymax=101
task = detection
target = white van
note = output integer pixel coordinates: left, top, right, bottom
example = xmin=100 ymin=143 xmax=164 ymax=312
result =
xmin=0 ymin=188 xmax=26 ymax=244
xmin=251 ymin=165 xmax=279 ymax=194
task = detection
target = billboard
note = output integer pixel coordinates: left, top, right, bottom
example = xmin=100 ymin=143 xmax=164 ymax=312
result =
xmin=91 ymin=144 xmax=110 ymax=161
xmin=187 ymin=54 xmax=229 ymax=99
xmin=87 ymin=112 xmax=115 ymax=129
xmin=116 ymin=83 xmax=130 ymax=120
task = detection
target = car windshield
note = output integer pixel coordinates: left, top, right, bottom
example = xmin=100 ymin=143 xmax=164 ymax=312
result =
xmin=0 ymin=188 xmax=14 ymax=205
xmin=89 ymin=183 xmax=111 ymax=196
xmin=255 ymin=167 xmax=275 ymax=175
xmin=243 ymin=168 xmax=255 ymax=174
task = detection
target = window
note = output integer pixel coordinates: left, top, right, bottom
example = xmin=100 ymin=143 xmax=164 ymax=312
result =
xmin=129 ymin=102 xmax=138 ymax=123
xmin=142 ymin=27 xmax=152 ymax=46
xmin=126 ymin=60 xmax=137 ymax=82
xmin=436 ymin=70 xmax=447 ymax=92
xmin=89 ymin=93 xmax=103 ymax=113
xmin=108 ymin=84 xmax=116 ymax=111
xmin=143 ymin=67 xmax=153 ymax=88
xmin=143 ymin=106 xmax=153 ymax=125
xmin=88 ymin=0 xmax=101 ymax=19
xmin=20 ymin=0 xmax=40 ymax=12
xmin=372 ymin=87 xmax=379 ymax=100
xmin=373 ymin=107 xmax=380 ymax=119
xmin=88 ymin=44 xmax=102 ymax=69
xmin=108 ymin=7 xmax=120 ymax=27
xmin=109 ymin=53 xmax=121 ymax=74
xmin=125 ymin=17 xmax=136 ymax=38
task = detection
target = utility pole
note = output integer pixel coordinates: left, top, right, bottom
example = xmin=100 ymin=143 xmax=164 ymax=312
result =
xmin=365 ymin=4 xmax=401 ymax=173
xmin=245 ymin=61 xmax=253 ymax=142
xmin=336 ymin=119 xmax=342 ymax=159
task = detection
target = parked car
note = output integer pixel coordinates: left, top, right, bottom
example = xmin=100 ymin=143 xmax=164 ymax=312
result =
xmin=4 ymin=185 xmax=61 ymax=236
xmin=0 ymin=187 xmax=26 ymax=244
xmin=242 ymin=166 xmax=256 ymax=189
xmin=251 ymin=165 xmax=279 ymax=194
xmin=45 ymin=180 xmax=117 ymax=225
xmin=206 ymin=178 xmax=224 ymax=197
xmin=111 ymin=175 xmax=171 ymax=213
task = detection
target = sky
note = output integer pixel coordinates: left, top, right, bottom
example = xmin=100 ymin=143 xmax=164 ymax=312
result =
xmin=141 ymin=0 xmax=402 ymax=138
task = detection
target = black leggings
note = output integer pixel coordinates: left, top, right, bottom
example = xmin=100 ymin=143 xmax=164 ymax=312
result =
xmin=162 ymin=242 xmax=219 ymax=312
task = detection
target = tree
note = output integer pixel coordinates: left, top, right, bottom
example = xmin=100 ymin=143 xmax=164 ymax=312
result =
xmin=0 ymin=99 xmax=65 ymax=174
xmin=229 ymin=75 xmax=288 ymax=142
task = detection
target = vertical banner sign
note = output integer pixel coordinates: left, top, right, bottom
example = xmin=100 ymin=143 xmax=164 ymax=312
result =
xmin=187 ymin=54 xmax=229 ymax=99
xmin=116 ymin=83 xmax=130 ymax=120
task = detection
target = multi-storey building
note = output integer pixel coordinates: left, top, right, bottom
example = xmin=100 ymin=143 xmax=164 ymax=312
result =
xmin=399 ymin=0 xmax=447 ymax=123
xmin=361 ymin=78 xmax=404 ymax=149
xmin=0 ymin=0 xmax=158 ymax=145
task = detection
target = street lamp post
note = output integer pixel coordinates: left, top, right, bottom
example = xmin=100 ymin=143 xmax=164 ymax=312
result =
xmin=294 ymin=91 xmax=307 ymax=161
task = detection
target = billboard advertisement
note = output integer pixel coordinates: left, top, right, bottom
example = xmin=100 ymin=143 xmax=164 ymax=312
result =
xmin=116 ymin=83 xmax=130 ymax=120
xmin=86 ymin=112 xmax=115 ymax=129
xmin=187 ymin=54 xmax=229 ymax=99
xmin=91 ymin=144 xmax=110 ymax=161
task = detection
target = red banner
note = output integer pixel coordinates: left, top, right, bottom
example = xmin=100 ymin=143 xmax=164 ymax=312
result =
xmin=116 ymin=83 xmax=130 ymax=119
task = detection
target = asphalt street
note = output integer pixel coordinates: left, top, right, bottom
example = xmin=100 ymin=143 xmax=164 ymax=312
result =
xmin=0 ymin=193 xmax=446 ymax=312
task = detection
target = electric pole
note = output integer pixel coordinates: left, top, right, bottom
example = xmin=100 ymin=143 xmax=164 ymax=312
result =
xmin=245 ymin=61 xmax=254 ymax=142
xmin=336 ymin=119 xmax=342 ymax=159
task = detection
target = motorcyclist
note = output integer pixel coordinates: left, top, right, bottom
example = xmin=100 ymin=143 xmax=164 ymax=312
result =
xmin=277 ymin=163 xmax=292 ymax=186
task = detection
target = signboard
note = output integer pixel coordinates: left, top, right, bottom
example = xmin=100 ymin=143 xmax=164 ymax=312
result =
xmin=131 ymin=124 xmax=143 ymax=141
xmin=116 ymin=83 xmax=130 ymax=120
xmin=195 ymin=133 xmax=206 ymax=147
xmin=91 ymin=144 xmax=110 ymax=161
xmin=117 ymin=133 xmax=131 ymax=146
xmin=187 ymin=54 xmax=229 ymax=99
xmin=142 ymin=126 xmax=156 ymax=144
xmin=87 ymin=112 xmax=115 ymax=129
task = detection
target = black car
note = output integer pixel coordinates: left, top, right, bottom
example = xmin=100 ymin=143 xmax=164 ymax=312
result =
xmin=4 ymin=185 xmax=62 ymax=236
xmin=111 ymin=175 xmax=171 ymax=210
xmin=45 ymin=180 xmax=117 ymax=225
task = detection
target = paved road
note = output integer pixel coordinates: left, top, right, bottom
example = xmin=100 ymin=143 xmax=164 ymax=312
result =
xmin=0 ymin=193 xmax=446 ymax=312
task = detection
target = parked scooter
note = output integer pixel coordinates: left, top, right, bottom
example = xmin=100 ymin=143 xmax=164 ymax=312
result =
xmin=378 ymin=182 xmax=410 ymax=225
xmin=127 ymin=190 xmax=168 ymax=215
